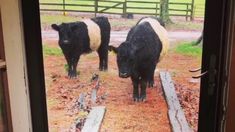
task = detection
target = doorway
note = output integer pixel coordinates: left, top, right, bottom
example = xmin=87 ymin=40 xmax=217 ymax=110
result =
xmin=20 ymin=0 xmax=233 ymax=131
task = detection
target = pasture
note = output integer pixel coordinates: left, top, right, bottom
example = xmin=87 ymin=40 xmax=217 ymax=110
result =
xmin=41 ymin=12 xmax=203 ymax=132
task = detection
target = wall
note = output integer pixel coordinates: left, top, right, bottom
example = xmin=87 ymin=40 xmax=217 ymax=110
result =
xmin=0 ymin=0 xmax=32 ymax=131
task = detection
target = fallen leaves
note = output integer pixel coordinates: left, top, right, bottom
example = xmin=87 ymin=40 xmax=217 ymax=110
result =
xmin=175 ymin=83 xmax=200 ymax=131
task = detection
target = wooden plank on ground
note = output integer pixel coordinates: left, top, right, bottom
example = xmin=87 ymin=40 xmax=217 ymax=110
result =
xmin=160 ymin=72 xmax=192 ymax=132
xmin=81 ymin=106 xmax=106 ymax=132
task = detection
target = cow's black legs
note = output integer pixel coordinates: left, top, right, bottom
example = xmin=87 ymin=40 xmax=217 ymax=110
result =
xmin=147 ymin=63 xmax=156 ymax=88
xmin=140 ymin=79 xmax=147 ymax=102
xmin=97 ymin=46 xmax=108 ymax=71
xmin=70 ymin=57 xmax=80 ymax=78
xmin=131 ymin=76 xmax=139 ymax=102
xmin=147 ymin=73 xmax=154 ymax=88
xmin=64 ymin=55 xmax=73 ymax=78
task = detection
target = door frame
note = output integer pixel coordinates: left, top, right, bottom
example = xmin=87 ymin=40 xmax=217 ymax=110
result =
xmin=198 ymin=0 xmax=234 ymax=131
xmin=0 ymin=11 xmax=13 ymax=132
xmin=225 ymin=21 xmax=235 ymax=132
xmin=21 ymin=0 xmax=232 ymax=131
xmin=224 ymin=0 xmax=235 ymax=131
xmin=21 ymin=0 xmax=49 ymax=132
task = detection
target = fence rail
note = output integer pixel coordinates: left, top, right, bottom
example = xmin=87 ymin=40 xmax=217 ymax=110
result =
xmin=40 ymin=0 xmax=195 ymax=20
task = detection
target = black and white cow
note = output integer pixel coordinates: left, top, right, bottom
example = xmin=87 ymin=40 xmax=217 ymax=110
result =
xmin=109 ymin=17 xmax=169 ymax=101
xmin=51 ymin=16 xmax=111 ymax=78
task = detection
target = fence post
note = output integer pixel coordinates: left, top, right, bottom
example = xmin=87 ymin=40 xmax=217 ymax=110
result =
xmin=63 ymin=0 xmax=66 ymax=16
xmin=186 ymin=4 xmax=189 ymax=21
xmin=95 ymin=0 xmax=98 ymax=17
xmin=155 ymin=1 xmax=158 ymax=16
xmin=191 ymin=0 xmax=195 ymax=20
xmin=123 ymin=0 xmax=127 ymax=17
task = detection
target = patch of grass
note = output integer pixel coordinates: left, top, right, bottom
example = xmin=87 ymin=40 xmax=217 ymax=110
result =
xmin=40 ymin=14 xmax=80 ymax=27
xmin=47 ymin=98 xmax=60 ymax=107
xmin=43 ymin=45 xmax=63 ymax=56
xmin=174 ymin=42 xmax=202 ymax=57
xmin=64 ymin=64 xmax=80 ymax=75
xmin=110 ymin=19 xmax=136 ymax=28
xmin=166 ymin=21 xmax=203 ymax=31
xmin=64 ymin=64 xmax=69 ymax=72
xmin=40 ymin=13 xmax=204 ymax=31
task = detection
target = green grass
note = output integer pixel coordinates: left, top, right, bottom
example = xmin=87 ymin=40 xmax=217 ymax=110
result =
xmin=110 ymin=19 xmax=136 ymax=27
xmin=64 ymin=64 xmax=80 ymax=74
xmin=43 ymin=45 xmax=63 ymax=56
xmin=40 ymin=13 xmax=203 ymax=31
xmin=40 ymin=14 xmax=81 ymax=27
xmin=40 ymin=13 xmax=137 ymax=30
xmin=167 ymin=20 xmax=203 ymax=31
xmin=174 ymin=42 xmax=202 ymax=57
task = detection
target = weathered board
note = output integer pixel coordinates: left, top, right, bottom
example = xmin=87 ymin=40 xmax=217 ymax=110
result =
xmin=81 ymin=106 xmax=106 ymax=132
xmin=160 ymin=72 xmax=192 ymax=132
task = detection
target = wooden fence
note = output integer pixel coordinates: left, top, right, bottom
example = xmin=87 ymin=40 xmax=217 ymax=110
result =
xmin=40 ymin=0 xmax=194 ymax=20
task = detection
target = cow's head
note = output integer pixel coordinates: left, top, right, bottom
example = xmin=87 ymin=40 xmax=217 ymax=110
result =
xmin=109 ymin=42 xmax=136 ymax=78
xmin=51 ymin=23 xmax=77 ymax=46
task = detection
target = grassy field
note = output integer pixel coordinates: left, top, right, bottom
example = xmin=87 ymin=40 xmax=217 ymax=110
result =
xmin=43 ymin=45 xmax=63 ymax=56
xmin=40 ymin=13 xmax=204 ymax=31
xmin=174 ymin=42 xmax=202 ymax=57
xmin=40 ymin=0 xmax=205 ymax=17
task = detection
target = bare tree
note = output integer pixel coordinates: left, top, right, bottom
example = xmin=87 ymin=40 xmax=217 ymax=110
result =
xmin=160 ymin=0 xmax=172 ymax=23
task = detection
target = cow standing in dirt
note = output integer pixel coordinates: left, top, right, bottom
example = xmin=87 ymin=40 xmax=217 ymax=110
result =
xmin=109 ymin=17 xmax=169 ymax=101
xmin=52 ymin=16 xmax=111 ymax=78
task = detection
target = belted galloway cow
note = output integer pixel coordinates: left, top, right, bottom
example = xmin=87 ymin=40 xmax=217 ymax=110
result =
xmin=109 ymin=17 xmax=169 ymax=101
xmin=52 ymin=16 xmax=111 ymax=78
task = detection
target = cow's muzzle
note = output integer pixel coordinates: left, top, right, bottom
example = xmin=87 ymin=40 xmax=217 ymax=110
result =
xmin=63 ymin=40 xmax=70 ymax=44
xmin=119 ymin=72 xmax=130 ymax=78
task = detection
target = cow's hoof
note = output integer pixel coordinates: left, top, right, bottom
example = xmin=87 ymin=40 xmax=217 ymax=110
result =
xmin=99 ymin=67 xmax=108 ymax=71
xmin=68 ymin=73 xmax=72 ymax=79
xmin=133 ymin=98 xmax=139 ymax=102
xmin=68 ymin=72 xmax=77 ymax=79
xmin=71 ymin=76 xmax=77 ymax=79
xmin=148 ymin=81 xmax=154 ymax=88
xmin=139 ymin=96 xmax=146 ymax=102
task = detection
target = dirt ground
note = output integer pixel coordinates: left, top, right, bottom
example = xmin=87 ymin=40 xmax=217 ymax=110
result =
xmin=44 ymin=46 xmax=171 ymax=132
xmin=42 ymin=15 xmax=202 ymax=132
xmin=44 ymin=43 xmax=200 ymax=132
xmin=159 ymin=52 xmax=201 ymax=131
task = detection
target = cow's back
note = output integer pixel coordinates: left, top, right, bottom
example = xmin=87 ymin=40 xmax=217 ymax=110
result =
xmin=138 ymin=17 xmax=169 ymax=60
xmin=91 ymin=17 xmax=111 ymax=48
xmin=126 ymin=23 xmax=162 ymax=65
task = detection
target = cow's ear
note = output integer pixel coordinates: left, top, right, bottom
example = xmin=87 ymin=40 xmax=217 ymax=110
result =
xmin=51 ymin=24 xmax=60 ymax=31
xmin=108 ymin=45 xmax=118 ymax=54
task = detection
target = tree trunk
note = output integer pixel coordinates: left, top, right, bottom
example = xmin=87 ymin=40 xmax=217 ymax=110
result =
xmin=160 ymin=0 xmax=172 ymax=24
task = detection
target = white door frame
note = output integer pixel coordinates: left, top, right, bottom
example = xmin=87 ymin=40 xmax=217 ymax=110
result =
xmin=1 ymin=0 xmax=33 ymax=131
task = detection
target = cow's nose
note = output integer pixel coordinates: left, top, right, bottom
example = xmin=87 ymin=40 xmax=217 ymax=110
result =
xmin=119 ymin=72 xmax=128 ymax=78
xmin=63 ymin=40 xmax=69 ymax=44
